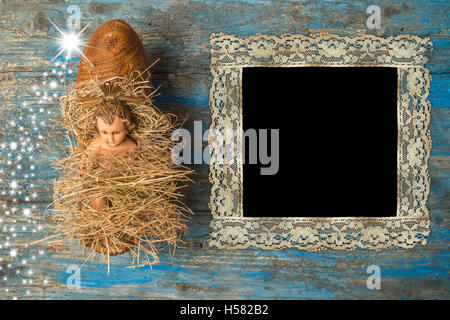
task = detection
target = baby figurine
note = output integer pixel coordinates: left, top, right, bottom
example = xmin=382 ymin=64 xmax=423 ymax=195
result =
xmin=85 ymin=99 xmax=137 ymax=211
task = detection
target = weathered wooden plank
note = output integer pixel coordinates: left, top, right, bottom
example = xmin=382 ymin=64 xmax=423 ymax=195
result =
xmin=0 ymin=0 xmax=448 ymax=300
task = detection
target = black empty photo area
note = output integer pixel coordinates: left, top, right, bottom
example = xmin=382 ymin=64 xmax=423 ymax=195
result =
xmin=242 ymin=67 xmax=398 ymax=218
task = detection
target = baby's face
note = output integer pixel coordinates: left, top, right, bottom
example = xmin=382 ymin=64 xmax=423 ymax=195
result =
xmin=96 ymin=116 xmax=128 ymax=147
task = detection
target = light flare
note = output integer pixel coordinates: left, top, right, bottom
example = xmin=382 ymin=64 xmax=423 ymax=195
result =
xmin=47 ymin=18 xmax=92 ymax=65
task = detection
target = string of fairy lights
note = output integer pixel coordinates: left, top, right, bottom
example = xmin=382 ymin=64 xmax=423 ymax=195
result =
xmin=0 ymin=17 xmax=88 ymax=299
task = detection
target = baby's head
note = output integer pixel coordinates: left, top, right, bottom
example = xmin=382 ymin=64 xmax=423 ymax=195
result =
xmin=93 ymin=100 xmax=135 ymax=147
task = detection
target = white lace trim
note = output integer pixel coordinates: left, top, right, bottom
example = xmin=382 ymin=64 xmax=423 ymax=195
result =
xmin=208 ymin=33 xmax=432 ymax=250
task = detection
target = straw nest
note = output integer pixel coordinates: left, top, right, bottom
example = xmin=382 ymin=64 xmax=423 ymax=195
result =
xmin=50 ymin=70 xmax=193 ymax=271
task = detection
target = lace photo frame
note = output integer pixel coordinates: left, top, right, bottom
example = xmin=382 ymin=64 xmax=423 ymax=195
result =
xmin=208 ymin=33 xmax=432 ymax=250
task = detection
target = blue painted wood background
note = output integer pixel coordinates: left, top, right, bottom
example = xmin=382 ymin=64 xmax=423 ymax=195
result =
xmin=0 ymin=0 xmax=448 ymax=299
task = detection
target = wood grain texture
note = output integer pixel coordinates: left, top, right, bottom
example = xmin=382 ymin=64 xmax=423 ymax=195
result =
xmin=0 ymin=0 xmax=448 ymax=299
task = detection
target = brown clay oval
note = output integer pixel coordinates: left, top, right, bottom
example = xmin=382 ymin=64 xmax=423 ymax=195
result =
xmin=77 ymin=19 xmax=150 ymax=84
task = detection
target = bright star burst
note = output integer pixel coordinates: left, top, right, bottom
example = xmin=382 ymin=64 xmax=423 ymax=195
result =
xmin=47 ymin=18 xmax=92 ymax=64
